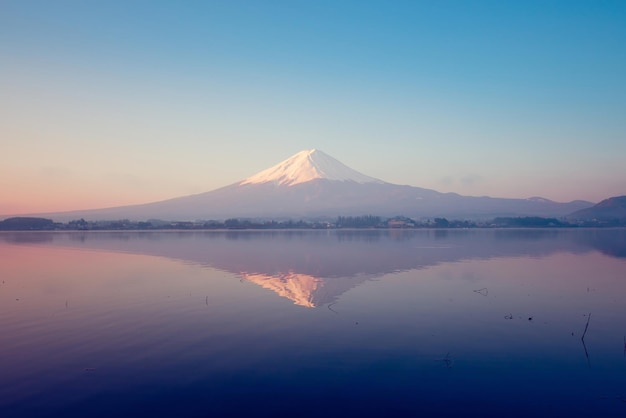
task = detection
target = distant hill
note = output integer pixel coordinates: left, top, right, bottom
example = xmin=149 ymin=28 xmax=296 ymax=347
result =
xmin=0 ymin=217 xmax=54 ymax=230
xmin=569 ymin=196 xmax=626 ymax=221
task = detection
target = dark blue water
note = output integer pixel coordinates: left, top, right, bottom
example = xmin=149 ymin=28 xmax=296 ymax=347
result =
xmin=1 ymin=229 xmax=625 ymax=417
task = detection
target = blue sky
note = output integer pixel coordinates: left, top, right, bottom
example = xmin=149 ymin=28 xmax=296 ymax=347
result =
xmin=1 ymin=0 xmax=625 ymax=213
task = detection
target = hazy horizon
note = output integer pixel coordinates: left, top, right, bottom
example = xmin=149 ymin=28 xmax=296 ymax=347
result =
xmin=2 ymin=1 xmax=625 ymax=214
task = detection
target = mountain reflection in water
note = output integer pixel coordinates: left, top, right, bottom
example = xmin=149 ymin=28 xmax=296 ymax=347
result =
xmin=2 ymin=228 xmax=624 ymax=307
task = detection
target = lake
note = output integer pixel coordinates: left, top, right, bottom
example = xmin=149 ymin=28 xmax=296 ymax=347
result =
xmin=1 ymin=229 xmax=625 ymax=417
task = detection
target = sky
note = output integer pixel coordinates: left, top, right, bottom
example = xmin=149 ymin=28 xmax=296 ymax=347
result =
xmin=2 ymin=0 xmax=625 ymax=215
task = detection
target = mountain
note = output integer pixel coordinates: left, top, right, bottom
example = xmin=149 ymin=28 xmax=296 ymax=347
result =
xmin=569 ymin=196 xmax=626 ymax=221
xmin=14 ymin=149 xmax=593 ymax=221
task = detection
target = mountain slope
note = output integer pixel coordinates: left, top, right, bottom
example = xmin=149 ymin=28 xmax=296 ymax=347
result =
xmin=15 ymin=149 xmax=594 ymax=221
xmin=569 ymin=196 xmax=626 ymax=220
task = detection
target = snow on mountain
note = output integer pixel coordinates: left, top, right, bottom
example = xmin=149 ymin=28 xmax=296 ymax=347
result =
xmin=240 ymin=149 xmax=383 ymax=186
xmin=526 ymin=197 xmax=552 ymax=203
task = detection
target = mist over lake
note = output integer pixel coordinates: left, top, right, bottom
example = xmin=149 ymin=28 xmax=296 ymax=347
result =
xmin=1 ymin=229 xmax=625 ymax=417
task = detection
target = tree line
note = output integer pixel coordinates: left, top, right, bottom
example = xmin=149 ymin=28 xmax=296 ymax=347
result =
xmin=4 ymin=215 xmax=624 ymax=231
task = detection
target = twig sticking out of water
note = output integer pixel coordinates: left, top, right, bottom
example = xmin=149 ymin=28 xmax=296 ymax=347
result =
xmin=328 ymin=302 xmax=339 ymax=315
xmin=580 ymin=313 xmax=592 ymax=368
xmin=581 ymin=313 xmax=591 ymax=341
xmin=582 ymin=338 xmax=590 ymax=368
xmin=473 ymin=288 xmax=488 ymax=296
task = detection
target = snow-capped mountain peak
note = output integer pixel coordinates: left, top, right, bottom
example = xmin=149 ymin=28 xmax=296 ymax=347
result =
xmin=240 ymin=149 xmax=384 ymax=186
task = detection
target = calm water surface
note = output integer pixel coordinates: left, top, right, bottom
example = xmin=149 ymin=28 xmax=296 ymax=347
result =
xmin=1 ymin=229 xmax=625 ymax=417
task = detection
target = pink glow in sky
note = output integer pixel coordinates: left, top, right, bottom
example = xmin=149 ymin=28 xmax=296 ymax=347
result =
xmin=2 ymin=1 xmax=625 ymax=215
